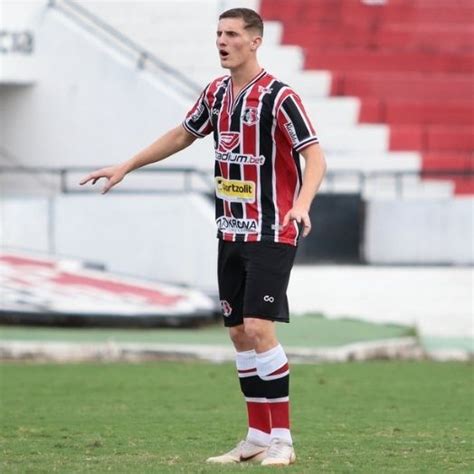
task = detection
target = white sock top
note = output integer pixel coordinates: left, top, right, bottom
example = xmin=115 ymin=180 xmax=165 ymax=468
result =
xmin=256 ymin=344 xmax=288 ymax=378
xmin=236 ymin=349 xmax=257 ymax=371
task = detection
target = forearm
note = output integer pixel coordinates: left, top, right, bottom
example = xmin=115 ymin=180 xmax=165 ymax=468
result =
xmin=122 ymin=125 xmax=195 ymax=174
xmin=295 ymin=144 xmax=327 ymax=211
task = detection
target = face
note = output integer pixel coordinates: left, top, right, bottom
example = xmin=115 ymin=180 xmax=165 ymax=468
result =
xmin=216 ymin=18 xmax=260 ymax=70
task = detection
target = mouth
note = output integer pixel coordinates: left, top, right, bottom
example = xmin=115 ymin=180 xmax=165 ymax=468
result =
xmin=219 ymin=49 xmax=229 ymax=60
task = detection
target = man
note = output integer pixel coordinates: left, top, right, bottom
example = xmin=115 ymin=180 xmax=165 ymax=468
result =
xmin=80 ymin=8 xmax=326 ymax=467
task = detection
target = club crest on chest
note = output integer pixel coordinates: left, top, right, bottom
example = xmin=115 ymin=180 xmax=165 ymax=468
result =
xmin=242 ymin=107 xmax=259 ymax=126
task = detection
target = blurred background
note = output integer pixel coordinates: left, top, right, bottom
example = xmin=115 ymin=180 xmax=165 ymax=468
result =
xmin=0 ymin=0 xmax=472 ymax=362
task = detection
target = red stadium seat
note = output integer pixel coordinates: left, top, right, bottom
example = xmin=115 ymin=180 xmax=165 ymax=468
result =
xmin=305 ymin=50 xmax=474 ymax=74
xmin=422 ymin=153 xmax=472 ymax=171
xmin=260 ymin=0 xmax=474 ymax=194
xmin=332 ymin=73 xmax=473 ymax=101
xmin=427 ymin=127 xmax=474 ymax=152
xmin=360 ymin=100 xmax=474 ymax=126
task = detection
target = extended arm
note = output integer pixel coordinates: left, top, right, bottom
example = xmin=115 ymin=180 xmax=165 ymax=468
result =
xmin=79 ymin=124 xmax=197 ymax=194
xmin=282 ymin=143 xmax=327 ymax=237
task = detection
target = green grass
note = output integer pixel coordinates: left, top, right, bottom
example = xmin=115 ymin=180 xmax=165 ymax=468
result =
xmin=1 ymin=361 xmax=473 ymax=473
xmin=0 ymin=314 xmax=414 ymax=348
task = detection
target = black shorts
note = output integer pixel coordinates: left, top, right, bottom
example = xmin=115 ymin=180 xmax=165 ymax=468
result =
xmin=217 ymin=240 xmax=297 ymax=327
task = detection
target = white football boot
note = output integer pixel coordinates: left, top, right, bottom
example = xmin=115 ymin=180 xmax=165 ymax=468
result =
xmin=261 ymin=439 xmax=296 ymax=466
xmin=206 ymin=439 xmax=268 ymax=464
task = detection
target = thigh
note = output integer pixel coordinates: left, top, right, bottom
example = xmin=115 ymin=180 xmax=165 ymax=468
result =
xmin=242 ymin=242 xmax=297 ymax=323
xmin=217 ymin=240 xmax=246 ymax=327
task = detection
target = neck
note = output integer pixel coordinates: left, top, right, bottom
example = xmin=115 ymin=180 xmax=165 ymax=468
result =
xmin=230 ymin=60 xmax=262 ymax=89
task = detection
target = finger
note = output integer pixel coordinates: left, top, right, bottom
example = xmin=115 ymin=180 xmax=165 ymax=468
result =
xmin=302 ymin=215 xmax=311 ymax=237
xmin=79 ymin=174 xmax=94 ymax=185
xmin=102 ymin=178 xmax=116 ymax=194
xmin=282 ymin=212 xmax=290 ymax=227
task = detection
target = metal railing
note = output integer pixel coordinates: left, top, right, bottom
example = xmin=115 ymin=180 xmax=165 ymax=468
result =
xmin=323 ymin=169 xmax=474 ymax=196
xmin=0 ymin=165 xmax=215 ymax=194
xmin=47 ymin=0 xmax=201 ymax=99
xmin=1 ymin=165 xmax=472 ymax=197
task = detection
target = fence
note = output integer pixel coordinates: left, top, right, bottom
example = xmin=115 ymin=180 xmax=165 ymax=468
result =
xmin=1 ymin=165 xmax=471 ymax=197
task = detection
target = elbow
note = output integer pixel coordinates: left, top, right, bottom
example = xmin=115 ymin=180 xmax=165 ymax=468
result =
xmin=177 ymin=125 xmax=197 ymax=148
xmin=317 ymin=149 xmax=327 ymax=176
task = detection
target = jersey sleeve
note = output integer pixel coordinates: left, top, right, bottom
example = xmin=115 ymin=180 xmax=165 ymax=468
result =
xmin=277 ymin=93 xmax=319 ymax=152
xmin=182 ymin=85 xmax=213 ymax=138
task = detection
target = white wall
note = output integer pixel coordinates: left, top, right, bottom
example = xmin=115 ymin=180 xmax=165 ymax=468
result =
xmin=0 ymin=3 xmax=212 ymax=172
xmin=364 ymin=198 xmax=474 ymax=264
xmin=0 ymin=197 xmax=50 ymax=251
xmin=0 ymin=193 xmax=218 ymax=291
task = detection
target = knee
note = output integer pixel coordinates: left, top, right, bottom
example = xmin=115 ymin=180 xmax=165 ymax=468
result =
xmin=229 ymin=325 xmax=249 ymax=347
xmin=243 ymin=318 xmax=265 ymax=341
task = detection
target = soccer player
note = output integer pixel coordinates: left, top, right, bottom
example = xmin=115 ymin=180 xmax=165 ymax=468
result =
xmin=80 ymin=8 xmax=326 ymax=466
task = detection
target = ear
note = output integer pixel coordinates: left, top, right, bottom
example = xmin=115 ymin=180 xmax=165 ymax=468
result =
xmin=251 ymin=36 xmax=263 ymax=51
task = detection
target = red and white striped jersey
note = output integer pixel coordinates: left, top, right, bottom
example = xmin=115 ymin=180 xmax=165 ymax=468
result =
xmin=183 ymin=69 xmax=319 ymax=246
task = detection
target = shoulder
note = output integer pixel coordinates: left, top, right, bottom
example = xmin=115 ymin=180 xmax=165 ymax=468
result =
xmin=263 ymin=72 xmax=299 ymax=106
xmin=198 ymin=75 xmax=229 ymax=106
xmin=208 ymin=75 xmax=231 ymax=94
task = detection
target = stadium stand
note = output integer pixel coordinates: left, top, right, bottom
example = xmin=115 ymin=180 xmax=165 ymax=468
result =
xmin=1 ymin=0 xmax=472 ymax=274
xmin=260 ymin=0 xmax=474 ymax=194
xmin=81 ymin=0 xmax=446 ymax=198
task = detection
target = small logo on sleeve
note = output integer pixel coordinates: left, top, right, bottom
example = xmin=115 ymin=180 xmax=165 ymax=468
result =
xmin=191 ymin=104 xmax=205 ymax=121
xmin=284 ymin=122 xmax=299 ymax=146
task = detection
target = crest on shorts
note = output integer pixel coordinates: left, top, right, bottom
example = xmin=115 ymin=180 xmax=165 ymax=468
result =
xmin=242 ymin=107 xmax=259 ymax=126
xmin=220 ymin=300 xmax=232 ymax=317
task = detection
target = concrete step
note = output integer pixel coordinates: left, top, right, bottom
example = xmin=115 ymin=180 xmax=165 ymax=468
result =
xmin=149 ymin=44 xmax=304 ymax=73
xmin=320 ymin=174 xmax=454 ymax=199
xmin=305 ymin=97 xmax=360 ymax=127
xmin=114 ymin=19 xmax=283 ymax=45
xmin=326 ymin=152 xmax=421 ymax=172
xmin=318 ymin=124 xmax=389 ymax=153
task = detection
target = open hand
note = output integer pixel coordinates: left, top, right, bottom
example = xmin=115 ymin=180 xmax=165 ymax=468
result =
xmin=79 ymin=165 xmax=126 ymax=194
xmin=282 ymin=207 xmax=312 ymax=237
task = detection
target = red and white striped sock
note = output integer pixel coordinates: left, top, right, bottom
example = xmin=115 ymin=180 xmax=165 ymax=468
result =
xmin=236 ymin=349 xmax=271 ymax=446
xmin=256 ymin=344 xmax=292 ymax=446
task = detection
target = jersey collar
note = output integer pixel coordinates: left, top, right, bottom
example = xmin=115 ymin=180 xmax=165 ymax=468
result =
xmin=228 ymin=69 xmax=267 ymax=113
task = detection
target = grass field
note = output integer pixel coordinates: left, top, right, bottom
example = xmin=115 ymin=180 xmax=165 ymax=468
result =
xmin=0 ymin=315 xmax=414 ymax=347
xmin=1 ymin=361 xmax=473 ymax=473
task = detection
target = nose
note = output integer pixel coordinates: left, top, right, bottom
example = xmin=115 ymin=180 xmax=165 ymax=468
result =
xmin=217 ymin=35 xmax=226 ymax=48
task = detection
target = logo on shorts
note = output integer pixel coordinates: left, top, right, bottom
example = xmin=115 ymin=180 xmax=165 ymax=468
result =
xmin=218 ymin=132 xmax=240 ymax=151
xmin=215 ymin=177 xmax=255 ymax=203
xmin=220 ymin=300 xmax=232 ymax=317
xmin=263 ymin=295 xmax=275 ymax=303
xmin=242 ymin=107 xmax=259 ymax=126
